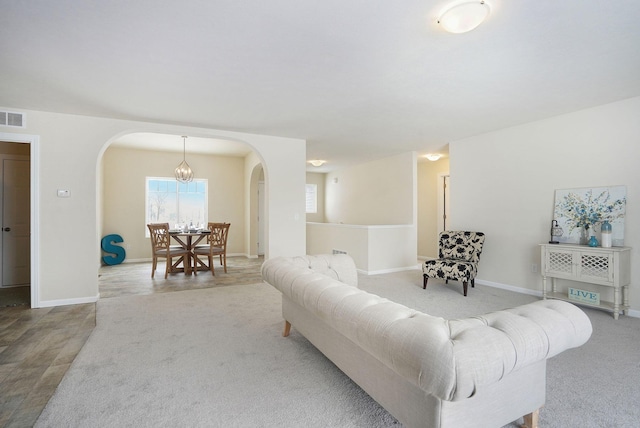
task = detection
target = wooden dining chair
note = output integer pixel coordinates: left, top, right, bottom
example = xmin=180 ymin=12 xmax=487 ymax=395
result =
xmin=193 ymin=222 xmax=230 ymax=275
xmin=147 ymin=223 xmax=191 ymax=278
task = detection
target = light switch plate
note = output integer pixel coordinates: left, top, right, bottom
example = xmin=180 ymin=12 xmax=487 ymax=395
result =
xmin=57 ymin=189 xmax=70 ymax=198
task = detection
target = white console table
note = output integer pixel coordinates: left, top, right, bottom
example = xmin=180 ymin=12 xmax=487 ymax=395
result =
xmin=540 ymin=243 xmax=631 ymax=319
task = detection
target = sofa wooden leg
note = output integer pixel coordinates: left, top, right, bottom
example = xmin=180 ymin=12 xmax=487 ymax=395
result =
xmin=521 ymin=408 xmax=540 ymax=428
xmin=283 ymin=321 xmax=291 ymax=337
xmin=463 ymin=281 xmax=468 ymax=296
xmin=423 ymin=275 xmax=428 ymax=290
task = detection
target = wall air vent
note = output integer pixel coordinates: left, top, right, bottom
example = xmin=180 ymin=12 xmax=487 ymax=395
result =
xmin=0 ymin=111 xmax=26 ymax=128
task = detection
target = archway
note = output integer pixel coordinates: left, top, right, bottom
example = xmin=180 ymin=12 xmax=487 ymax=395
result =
xmin=97 ymin=132 xmax=266 ymax=276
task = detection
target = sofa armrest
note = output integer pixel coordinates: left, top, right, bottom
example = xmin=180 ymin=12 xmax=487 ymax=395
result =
xmin=443 ymin=299 xmax=592 ymax=400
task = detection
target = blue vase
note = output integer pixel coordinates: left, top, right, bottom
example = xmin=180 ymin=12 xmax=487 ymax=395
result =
xmin=588 ymin=235 xmax=599 ymax=247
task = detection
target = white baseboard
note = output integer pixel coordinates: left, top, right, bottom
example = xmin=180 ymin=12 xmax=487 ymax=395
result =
xmin=358 ymin=264 xmax=422 ymax=275
xmin=474 ymin=278 xmax=543 ymax=297
xmin=626 ymin=308 xmax=640 ymax=318
xmin=37 ymin=294 xmax=99 ymax=308
xmin=476 ymin=278 xmax=640 ymax=318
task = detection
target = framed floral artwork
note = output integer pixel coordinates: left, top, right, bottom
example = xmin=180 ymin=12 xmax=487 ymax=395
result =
xmin=553 ymin=186 xmax=626 ymax=246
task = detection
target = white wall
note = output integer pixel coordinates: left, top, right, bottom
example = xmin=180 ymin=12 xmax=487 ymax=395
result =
xmin=0 ymin=108 xmax=306 ymax=307
xmin=325 ymin=152 xmax=416 ymax=225
xmin=308 ymin=151 xmax=418 ymax=273
xmin=244 ymin=152 xmax=263 ymax=258
xmin=307 ymin=223 xmax=417 ymax=273
xmin=450 ymin=96 xmax=640 ymax=312
xmin=305 ymin=172 xmax=325 ymax=223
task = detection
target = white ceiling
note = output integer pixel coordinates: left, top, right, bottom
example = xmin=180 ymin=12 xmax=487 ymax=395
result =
xmin=2 ymin=1 xmax=640 ymax=170
xmin=111 ymin=133 xmax=252 ymax=157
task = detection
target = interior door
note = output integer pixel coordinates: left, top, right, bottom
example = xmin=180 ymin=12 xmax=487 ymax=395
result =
xmin=1 ymin=156 xmax=30 ymax=286
xmin=257 ymin=181 xmax=265 ymax=256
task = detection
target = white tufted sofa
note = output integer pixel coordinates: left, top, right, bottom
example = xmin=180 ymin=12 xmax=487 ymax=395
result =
xmin=261 ymin=254 xmax=592 ymax=428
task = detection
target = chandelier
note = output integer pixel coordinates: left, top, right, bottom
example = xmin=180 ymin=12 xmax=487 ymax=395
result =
xmin=175 ymin=135 xmax=194 ymax=183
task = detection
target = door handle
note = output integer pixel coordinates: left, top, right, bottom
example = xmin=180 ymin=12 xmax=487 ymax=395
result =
xmin=3 ymin=227 xmax=10 ymax=232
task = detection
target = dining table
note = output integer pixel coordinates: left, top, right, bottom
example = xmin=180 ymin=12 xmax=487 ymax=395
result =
xmin=168 ymin=229 xmax=211 ymax=275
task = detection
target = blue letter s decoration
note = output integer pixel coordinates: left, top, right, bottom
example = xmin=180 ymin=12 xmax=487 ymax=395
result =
xmin=101 ymin=234 xmax=126 ymax=265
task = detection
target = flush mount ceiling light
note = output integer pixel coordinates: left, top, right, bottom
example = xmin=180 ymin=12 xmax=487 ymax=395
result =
xmin=308 ymin=160 xmax=326 ymax=167
xmin=438 ymin=1 xmax=490 ymax=34
xmin=175 ymin=135 xmax=194 ymax=183
xmin=425 ymin=153 xmax=443 ymax=161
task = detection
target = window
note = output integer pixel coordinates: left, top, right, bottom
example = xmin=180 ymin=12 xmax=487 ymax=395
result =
xmin=305 ymin=183 xmax=317 ymax=213
xmin=146 ymin=177 xmax=208 ymax=234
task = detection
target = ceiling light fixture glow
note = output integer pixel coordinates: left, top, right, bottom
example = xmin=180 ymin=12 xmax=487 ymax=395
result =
xmin=438 ymin=1 xmax=490 ymax=34
xmin=308 ymin=160 xmax=326 ymax=167
xmin=425 ymin=153 xmax=443 ymax=161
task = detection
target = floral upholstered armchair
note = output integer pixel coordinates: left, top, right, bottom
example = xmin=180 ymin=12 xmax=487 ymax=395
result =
xmin=422 ymin=231 xmax=485 ymax=296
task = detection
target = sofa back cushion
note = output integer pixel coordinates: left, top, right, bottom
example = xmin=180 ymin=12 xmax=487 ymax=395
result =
xmin=276 ymin=254 xmax=358 ymax=287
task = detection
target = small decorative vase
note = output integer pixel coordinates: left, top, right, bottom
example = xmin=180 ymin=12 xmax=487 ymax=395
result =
xmin=588 ymin=235 xmax=599 ymax=247
xmin=580 ymin=227 xmax=589 ymax=245
xmin=601 ymin=221 xmax=612 ymax=248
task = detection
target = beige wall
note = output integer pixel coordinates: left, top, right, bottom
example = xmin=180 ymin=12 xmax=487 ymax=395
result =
xmin=102 ymin=146 xmax=246 ymax=261
xmin=0 ymin=108 xmax=306 ymax=307
xmin=307 ymin=152 xmax=417 ymax=272
xmin=305 ymin=172 xmax=325 ymax=223
xmin=417 ymin=158 xmax=450 ymax=258
xmin=325 ymin=152 xmax=416 ymax=225
xmin=450 ymin=96 xmax=640 ymax=314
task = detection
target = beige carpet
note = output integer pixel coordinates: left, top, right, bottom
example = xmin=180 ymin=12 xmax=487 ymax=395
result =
xmin=36 ymin=283 xmax=399 ymax=427
xmin=37 ymin=271 xmax=640 ymax=427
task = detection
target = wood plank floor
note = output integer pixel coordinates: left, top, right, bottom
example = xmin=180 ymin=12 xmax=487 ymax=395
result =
xmin=0 ymin=256 xmax=263 ymax=427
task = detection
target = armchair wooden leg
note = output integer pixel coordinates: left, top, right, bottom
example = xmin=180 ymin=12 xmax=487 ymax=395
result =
xmin=462 ymin=281 xmax=468 ymax=296
xmin=521 ymin=408 xmax=540 ymax=428
xmin=423 ymin=275 xmax=428 ymax=289
xmin=471 ymin=278 xmax=475 ymax=288
xmin=283 ymin=321 xmax=291 ymax=337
